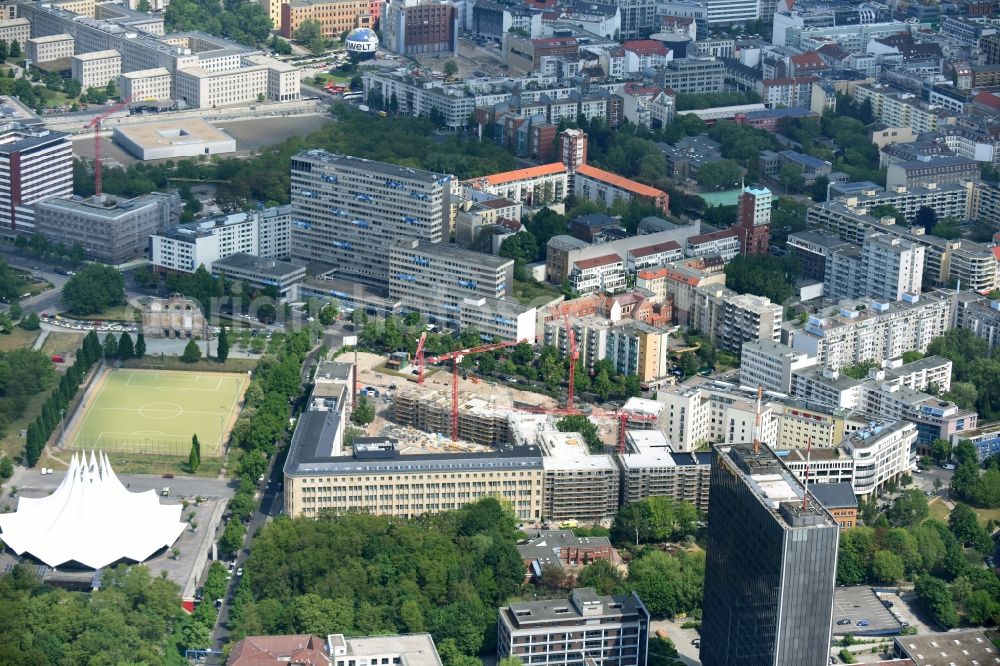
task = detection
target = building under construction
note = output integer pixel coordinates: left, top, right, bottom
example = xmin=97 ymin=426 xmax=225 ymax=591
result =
xmin=392 ymin=385 xmax=515 ymax=447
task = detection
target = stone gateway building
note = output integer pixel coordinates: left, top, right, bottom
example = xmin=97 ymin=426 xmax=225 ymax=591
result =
xmin=141 ymin=294 xmax=210 ymax=339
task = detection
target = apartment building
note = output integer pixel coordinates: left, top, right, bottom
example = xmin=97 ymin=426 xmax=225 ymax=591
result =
xmin=498 ymin=589 xmax=649 ymax=666
xmin=684 ymin=228 xmax=741 ymax=261
xmin=656 ymin=381 xmax=780 ymax=452
xmin=0 ymin=18 xmax=30 ymax=45
xmin=280 ymin=0 xmax=371 ymax=39
xmin=786 ymin=231 xmax=852 ymax=282
xmin=954 ymin=292 xmax=1000 ymax=351
xmin=606 ymin=322 xmax=671 ymax=382
xmin=34 ymin=193 xmax=180 ymax=265
xmin=388 ymin=238 xmax=519 ymax=333
xmin=691 ymin=284 xmax=782 ymax=353
xmin=119 ymin=67 xmax=172 ymax=101
xmin=573 ymin=164 xmax=669 ymax=215
xmin=465 ymin=163 xmax=567 ymax=206
xmin=617 ymin=430 xmax=712 ymax=512
xmin=151 ymin=206 xmax=291 ymax=273
xmin=740 ymin=339 xmax=818 ymax=393
xmin=26 ymin=34 xmax=74 ymax=63
xmin=0 ymin=123 xmax=73 ymax=237
xmin=788 ymin=291 xmax=953 ymax=370
xmin=568 ymin=253 xmax=627 ymax=294
xmin=854 ymin=84 xmax=953 ymax=134
xmin=635 ymin=258 xmax=726 ymax=325
xmin=71 ymin=50 xmax=122 ymax=90
xmin=537 ymin=431 xmax=619 ymax=522
xmin=826 ymin=232 xmax=925 ymax=302
xmin=290 ymin=150 xmax=452 ymax=286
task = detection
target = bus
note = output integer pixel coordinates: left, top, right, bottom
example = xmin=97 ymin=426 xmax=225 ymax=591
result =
xmin=341 ymin=91 xmax=364 ymax=102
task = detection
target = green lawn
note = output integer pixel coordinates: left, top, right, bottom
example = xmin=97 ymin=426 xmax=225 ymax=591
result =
xmin=928 ymin=498 xmax=951 ymax=523
xmin=66 ymin=369 xmax=247 ymax=456
xmin=39 ymin=332 xmax=85 ymax=359
xmin=512 ymin=279 xmax=563 ymax=305
xmin=0 ymin=327 xmax=40 ymax=352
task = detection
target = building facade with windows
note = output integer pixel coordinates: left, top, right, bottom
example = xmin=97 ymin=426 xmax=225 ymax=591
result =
xmin=497 ymin=589 xmax=650 ymax=666
xmin=0 ymin=123 xmax=73 ymax=237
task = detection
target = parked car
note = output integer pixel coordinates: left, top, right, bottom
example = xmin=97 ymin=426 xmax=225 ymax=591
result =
xmin=883 ymin=600 xmax=894 ymax=608
xmin=857 ymin=619 xmax=869 ymax=627
xmin=837 ymin=619 xmax=851 ymax=626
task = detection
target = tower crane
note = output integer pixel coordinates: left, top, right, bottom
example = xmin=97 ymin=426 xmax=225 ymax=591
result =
xmin=426 ymin=339 xmax=527 ymax=441
xmin=84 ymin=97 xmax=132 ymax=196
xmin=415 ymin=332 xmax=427 ymax=384
xmin=562 ymin=309 xmax=579 ymax=412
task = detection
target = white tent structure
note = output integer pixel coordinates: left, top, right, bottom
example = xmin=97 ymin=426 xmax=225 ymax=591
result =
xmin=0 ymin=451 xmax=187 ymax=569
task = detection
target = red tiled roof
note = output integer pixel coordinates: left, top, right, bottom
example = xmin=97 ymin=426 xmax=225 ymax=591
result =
xmin=991 ymin=246 xmax=1000 ymax=263
xmin=574 ymin=253 xmax=622 ymax=270
xmin=575 ymin=164 xmax=667 ymax=199
xmin=974 ymin=91 xmax=1000 ymax=111
xmin=481 ymin=162 xmax=566 ymax=186
xmin=621 ymin=40 xmax=670 ymax=56
xmin=228 ymin=635 xmax=331 ymax=666
xmin=790 ymin=51 xmax=825 ymax=68
xmin=629 ymin=240 xmax=681 ymax=258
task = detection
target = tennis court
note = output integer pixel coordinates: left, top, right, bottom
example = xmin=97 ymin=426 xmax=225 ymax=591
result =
xmin=66 ymin=369 xmax=248 ymax=457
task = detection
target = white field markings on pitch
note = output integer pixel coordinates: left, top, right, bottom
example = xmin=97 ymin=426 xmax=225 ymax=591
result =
xmin=123 ymin=372 xmax=229 ymax=393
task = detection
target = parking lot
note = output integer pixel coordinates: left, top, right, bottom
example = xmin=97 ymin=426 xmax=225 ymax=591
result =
xmin=833 ymin=586 xmax=904 ymax=636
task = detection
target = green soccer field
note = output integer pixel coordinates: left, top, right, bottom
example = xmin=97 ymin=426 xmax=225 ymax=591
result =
xmin=67 ymin=369 xmax=248 ymax=457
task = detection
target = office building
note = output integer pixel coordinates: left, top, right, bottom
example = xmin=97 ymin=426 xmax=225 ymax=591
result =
xmin=617 ymin=430 xmax=712 ymax=512
xmin=26 ymin=34 xmax=74 ymax=63
xmin=382 ymin=0 xmax=457 ymax=55
xmin=735 ymin=184 xmax=772 ymax=256
xmin=210 ymin=253 xmax=306 ymax=299
xmin=740 ymin=339 xmax=818 ymax=393
xmin=34 ymin=193 xmax=180 ymax=265
xmin=701 ymin=443 xmax=839 ymax=666
xmin=658 ymin=57 xmax=725 ymax=93
xmin=788 ymin=291 xmax=953 ymax=370
xmin=151 ymin=206 xmax=291 ymax=273
xmin=70 ymin=49 xmax=122 ymax=89
xmin=290 ymin=150 xmax=452 ymax=286
xmin=119 ymin=67 xmax=172 ymax=101
xmin=113 ymin=119 xmax=236 ymax=160
xmin=0 ymin=18 xmax=30 ymax=46
xmin=280 ymin=0 xmax=371 ymax=39
xmin=284 ymin=432 xmax=545 ymax=519
xmin=497 ymin=589 xmax=650 ymax=666
xmin=0 ymin=123 xmax=73 ymax=237
xmin=885 ymin=156 xmax=980 ymax=190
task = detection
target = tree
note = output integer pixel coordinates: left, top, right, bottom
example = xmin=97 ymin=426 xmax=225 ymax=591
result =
xmin=915 ymin=205 xmax=938 ymax=233
xmin=0 ymin=456 xmax=13 ymax=479
xmin=678 ymin=352 xmax=699 ymax=378
xmin=443 ymin=59 xmax=458 ymax=78
xmin=216 ymin=326 xmax=229 ymax=363
xmin=810 ymin=175 xmax=829 ymax=202
xmin=62 ymin=264 xmax=126 ymax=315
xmin=352 ymin=395 xmax=375 ymax=425
xmin=103 ymin=333 xmax=118 ymax=360
xmin=778 ymin=162 xmax=805 ymax=193
xmin=118 ymin=332 xmax=134 ymax=361
xmin=724 ymin=254 xmax=798 ymax=305
xmin=915 ymin=575 xmax=959 ymax=628
xmin=8 ymin=302 xmax=21 ymax=321
xmin=189 ymin=434 xmax=201 ymax=472
xmin=555 ymin=415 xmax=602 ymax=453
xmin=952 ymin=439 xmax=978 ymax=467
xmin=219 ymin=519 xmax=246 ymax=557
xmin=293 ymin=19 xmax=325 ymax=53
xmin=889 ymin=489 xmax=929 ymax=527
xmin=181 ymin=338 xmax=202 ymax=363
xmin=694 ymin=159 xmax=742 ymax=191
xmin=318 ymin=303 xmax=338 ymax=326
xmin=134 ymin=332 xmax=146 ymax=359
xmin=9 ymin=40 xmax=19 ymax=59
xmin=18 ymin=312 xmax=39 ymax=331
xmin=577 ymin=559 xmax=623 ymax=595
xmin=871 ymin=550 xmax=905 ymax=584
xmin=929 ymin=438 xmax=952 ymax=463
xmin=948 ymin=502 xmax=990 ymax=552
xmin=0 ymin=40 xmax=7 ymax=62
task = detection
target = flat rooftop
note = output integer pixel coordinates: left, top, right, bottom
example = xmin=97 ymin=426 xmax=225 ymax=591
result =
xmin=72 ymin=49 xmax=120 ymax=61
xmin=502 ymin=589 xmax=645 ymax=628
xmin=211 ymin=253 xmax=305 ymax=278
xmin=895 ymin=629 xmax=999 ymax=665
xmin=327 ymin=633 xmax=442 ymax=666
xmin=113 ymin=119 xmax=234 ymax=150
xmin=538 ymin=430 xmax=616 ymax=472
xmin=295 ymin=149 xmax=451 ymax=185
xmin=394 ymin=239 xmax=513 ymax=270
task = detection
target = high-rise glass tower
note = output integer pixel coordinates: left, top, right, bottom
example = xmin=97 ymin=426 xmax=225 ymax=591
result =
xmin=700 ymin=442 xmax=839 ymax=666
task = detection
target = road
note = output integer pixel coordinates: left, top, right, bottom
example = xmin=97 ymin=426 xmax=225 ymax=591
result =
xmin=650 ymin=619 xmax=701 ymax=665
xmin=207 ymin=342 xmax=326 ymax=660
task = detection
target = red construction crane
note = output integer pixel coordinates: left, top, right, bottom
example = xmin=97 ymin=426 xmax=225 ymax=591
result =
xmin=84 ymin=97 xmax=132 ymax=196
xmin=427 ymin=338 xmax=526 ymax=441
xmin=414 ymin=332 xmax=427 ymax=384
xmin=562 ymin=310 xmax=579 ymax=412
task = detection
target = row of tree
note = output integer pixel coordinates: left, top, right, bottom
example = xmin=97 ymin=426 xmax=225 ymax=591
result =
xmin=101 ymin=330 xmax=146 ymax=362
xmin=0 ymin=347 xmax=54 ymax=443
xmin=24 ymin=331 xmax=102 ymax=467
